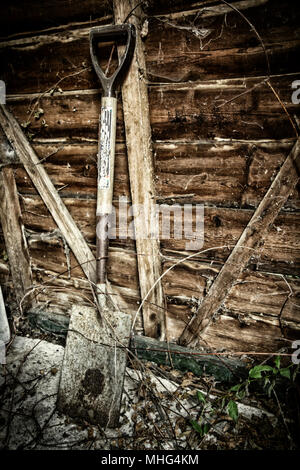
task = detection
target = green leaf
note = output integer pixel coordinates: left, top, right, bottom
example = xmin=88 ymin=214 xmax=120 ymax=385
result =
xmin=202 ymin=423 xmax=211 ymax=435
xmin=274 ymin=355 xmax=281 ymax=369
xmin=237 ymin=389 xmax=246 ymax=400
xmin=249 ymin=365 xmax=274 ymax=379
xmin=227 ymin=400 xmax=239 ymax=422
xmin=230 ymin=383 xmax=242 ymax=392
xmin=279 ymin=368 xmax=291 ymax=379
xmin=197 ymin=391 xmax=206 ymax=403
xmin=190 ymin=420 xmax=203 ymax=435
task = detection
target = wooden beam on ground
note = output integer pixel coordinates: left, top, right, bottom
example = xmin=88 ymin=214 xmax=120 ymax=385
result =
xmin=114 ymin=0 xmax=165 ymax=339
xmin=179 ymin=138 xmax=300 ymax=347
xmin=0 ymin=104 xmax=96 ymax=284
xmin=25 ymin=307 xmax=248 ymax=383
xmin=0 ymin=166 xmax=33 ymax=308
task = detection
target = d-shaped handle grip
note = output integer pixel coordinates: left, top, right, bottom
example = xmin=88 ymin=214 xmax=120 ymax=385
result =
xmin=90 ymin=23 xmax=136 ymax=97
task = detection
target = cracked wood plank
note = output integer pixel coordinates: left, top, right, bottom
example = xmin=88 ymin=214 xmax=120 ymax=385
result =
xmin=114 ymin=0 xmax=166 ymax=339
xmin=1 ymin=0 xmax=299 ymax=93
xmin=19 ymin=194 xmax=300 ymax=275
xmin=9 ymin=139 xmax=299 ymax=209
xmin=179 ymin=138 xmax=300 ymax=347
xmin=0 ymin=0 xmax=112 ymax=38
xmin=5 ymin=74 xmax=299 ymax=141
xmin=0 ymin=165 xmax=33 ymax=308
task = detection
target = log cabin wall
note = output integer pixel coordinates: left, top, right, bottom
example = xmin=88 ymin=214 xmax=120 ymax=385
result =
xmin=0 ymin=0 xmax=299 ymax=353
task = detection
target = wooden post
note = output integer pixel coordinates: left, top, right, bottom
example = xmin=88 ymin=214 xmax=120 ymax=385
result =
xmin=0 ymin=166 xmax=33 ymax=308
xmin=114 ymin=0 xmax=166 ymax=339
xmin=179 ymin=138 xmax=300 ymax=347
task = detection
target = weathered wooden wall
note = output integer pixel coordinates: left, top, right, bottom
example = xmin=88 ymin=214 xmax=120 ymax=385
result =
xmin=0 ymin=0 xmax=299 ymax=352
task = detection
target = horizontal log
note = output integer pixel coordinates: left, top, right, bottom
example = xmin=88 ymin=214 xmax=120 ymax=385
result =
xmin=25 ymin=305 xmax=248 ymax=382
xmin=7 ymin=0 xmax=263 ymax=41
xmin=28 ymin=265 xmax=298 ymax=354
xmin=7 ymin=139 xmax=298 ymax=210
xmin=130 ymin=334 xmax=248 ymax=382
xmin=0 ymin=28 xmax=113 ymax=95
xmin=160 ymin=206 xmax=300 ymax=274
xmin=20 ymin=194 xmax=300 ymax=274
xmin=23 ymin=225 xmax=300 ymax=351
xmin=1 ymin=0 xmax=299 ymax=93
xmin=164 ymin=261 xmax=300 ymax=323
xmin=179 ymin=137 xmax=300 ymax=346
xmin=32 ymin=263 xmax=144 ymax=328
xmin=149 ymin=75 xmax=300 ymax=140
xmin=0 ymin=1 xmax=112 ymax=37
xmin=26 ymin=228 xmax=300 ymax=324
xmin=166 ymin=305 xmax=289 ymax=352
xmin=13 ymin=142 xmax=131 ymax=199
xmin=146 ymin=0 xmax=270 ymax=18
xmin=29 ymin=239 xmax=139 ymax=291
xmin=0 ymin=104 xmax=99 ymax=285
xmin=6 ymin=74 xmax=299 ymax=141
xmin=145 ymin=5 xmax=300 ymax=83
xmin=6 ymin=90 xmax=125 ymax=141
xmin=154 ymin=139 xmax=299 ymax=209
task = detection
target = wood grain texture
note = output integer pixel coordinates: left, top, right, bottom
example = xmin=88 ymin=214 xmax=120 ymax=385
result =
xmin=26 ymin=230 xmax=300 ymax=326
xmin=146 ymin=0 xmax=270 ymax=17
xmin=114 ymin=0 xmax=165 ymax=339
xmin=2 ymin=0 xmax=300 ymax=351
xmin=0 ymin=0 xmax=112 ymax=37
xmin=149 ymin=75 xmax=300 ymax=141
xmin=27 ymin=242 xmax=300 ymax=352
xmin=5 ymin=73 xmax=299 ymax=141
xmin=179 ymin=138 xmax=300 ymax=347
xmin=154 ymin=139 xmax=300 ymax=210
xmin=0 ymin=167 xmax=33 ymax=307
xmin=18 ymin=194 xmax=300 ymax=275
xmin=7 ymin=139 xmax=298 ymax=210
xmin=1 ymin=0 xmax=299 ymax=93
xmin=144 ymin=0 xmax=300 ymax=82
xmin=0 ymin=104 xmax=96 ymax=283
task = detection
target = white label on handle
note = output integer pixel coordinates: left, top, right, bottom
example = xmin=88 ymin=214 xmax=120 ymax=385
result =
xmin=99 ymin=106 xmax=112 ymax=189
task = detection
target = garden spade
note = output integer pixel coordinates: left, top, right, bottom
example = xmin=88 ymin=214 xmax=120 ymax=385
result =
xmin=58 ymin=24 xmax=136 ymax=428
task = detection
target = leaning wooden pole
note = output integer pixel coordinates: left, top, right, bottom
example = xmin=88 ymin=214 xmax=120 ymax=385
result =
xmin=114 ymin=0 xmax=166 ymax=339
xmin=179 ymin=138 xmax=300 ymax=347
xmin=0 ymin=104 xmax=96 ymax=284
xmin=0 ymin=107 xmax=132 ymax=313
